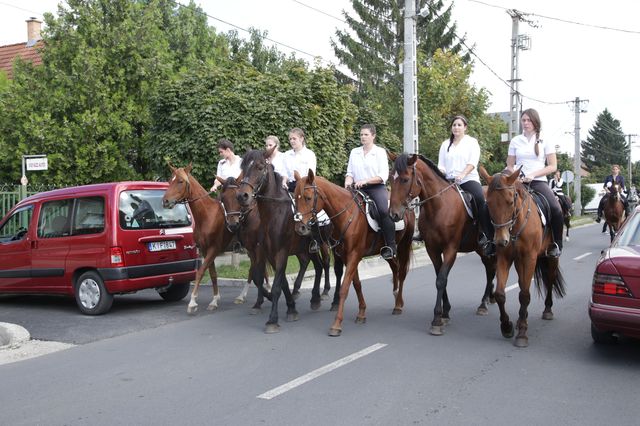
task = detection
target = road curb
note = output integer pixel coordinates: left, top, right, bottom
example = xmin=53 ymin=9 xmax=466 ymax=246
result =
xmin=0 ymin=322 xmax=30 ymax=350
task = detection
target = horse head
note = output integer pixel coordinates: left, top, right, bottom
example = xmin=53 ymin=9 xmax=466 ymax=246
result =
xmin=162 ymin=162 xmax=193 ymax=208
xmin=293 ymin=169 xmax=323 ymax=236
xmin=237 ymin=149 xmax=270 ymax=209
xmin=389 ymin=153 xmax=420 ymax=222
xmin=608 ymin=182 xmax=622 ymax=200
xmin=480 ymin=166 xmax=522 ymax=248
xmin=219 ymin=175 xmax=244 ymax=232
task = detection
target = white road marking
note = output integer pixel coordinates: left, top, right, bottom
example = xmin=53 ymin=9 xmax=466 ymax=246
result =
xmin=506 ymin=283 xmax=519 ymax=292
xmin=573 ymin=252 xmax=592 ymax=261
xmin=257 ymin=343 xmax=387 ymax=400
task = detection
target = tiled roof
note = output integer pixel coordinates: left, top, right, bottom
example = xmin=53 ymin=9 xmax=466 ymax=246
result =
xmin=0 ymin=41 xmax=43 ymax=79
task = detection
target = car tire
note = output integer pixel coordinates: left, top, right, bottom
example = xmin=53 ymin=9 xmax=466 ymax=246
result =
xmin=158 ymin=282 xmax=190 ymax=302
xmin=591 ymin=323 xmax=616 ymax=344
xmin=75 ymin=271 xmax=113 ymax=315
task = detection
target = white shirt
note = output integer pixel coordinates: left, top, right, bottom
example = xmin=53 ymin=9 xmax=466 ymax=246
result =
xmin=345 ymin=144 xmax=389 ymax=184
xmin=284 ymin=146 xmax=316 ymax=181
xmin=508 ymin=133 xmax=555 ymax=182
xmin=437 ymin=135 xmax=480 ymax=184
xmin=215 ymin=155 xmax=242 ymax=180
xmin=269 ymin=151 xmax=287 ymax=179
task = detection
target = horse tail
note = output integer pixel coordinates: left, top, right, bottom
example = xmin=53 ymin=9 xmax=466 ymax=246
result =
xmin=533 ymin=257 xmax=567 ymax=298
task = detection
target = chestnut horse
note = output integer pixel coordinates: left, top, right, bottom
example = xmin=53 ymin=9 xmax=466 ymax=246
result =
xmin=388 ymin=153 xmax=496 ymax=336
xmin=293 ymin=169 xmax=415 ymax=337
xmin=479 ymin=167 xmax=566 ymax=347
xmin=603 ymin=182 xmax=625 ymax=242
xmin=236 ymin=149 xmax=328 ymax=333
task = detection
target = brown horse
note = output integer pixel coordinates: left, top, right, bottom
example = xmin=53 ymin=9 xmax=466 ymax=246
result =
xmin=603 ymin=182 xmax=625 ymax=242
xmin=388 ymin=153 xmax=496 ymax=336
xmin=479 ymin=167 xmax=566 ymax=347
xmin=162 ymin=164 xmax=251 ymax=313
xmin=236 ymin=149 xmax=329 ymax=333
xmin=293 ymin=169 xmax=415 ymax=337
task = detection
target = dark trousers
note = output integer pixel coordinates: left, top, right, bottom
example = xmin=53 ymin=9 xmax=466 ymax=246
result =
xmin=459 ymin=180 xmax=494 ymax=240
xmin=530 ymin=180 xmax=563 ymax=248
xmin=362 ymin=184 xmax=395 ymax=248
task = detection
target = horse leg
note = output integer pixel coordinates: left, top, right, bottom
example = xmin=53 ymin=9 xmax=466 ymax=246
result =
xmin=495 ymin=256 xmax=514 ymax=339
xmin=250 ymin=260 xmax=268 ymax=315
xmin=281 ymin=273 xmax=299 ymax=323
xmin=206 ymin=263 xmax=221 ymax=311
xmin=541 ymin=257 xmax=558 ymax=320
xmin=391 ymin=239 xmax=411 ymax=315
xmin=187 ymin=252 xmax=213 ymax=314
xmin=351 ymin=270 xmax=367 ymax=324
xmin=320 ymin=243 xmax=331 ymax=299
xmin=235 ymin=274 xmax=250 ymax=305
xmin=265 ymin=255 xmax=287 ymax=333
xmin=330 ymin=254 xmax=344 ymax=311
xmin=476 ymin=255 xmax=496 ymax=316
xmin=292 ymin=254 xmax=310 ymax=300
xmin=309 ymin=252 xmax=323 ymax=311
xmin=514 ymin=260 xmax=535 ymax=348
xmin=385 ymin=257 xmax=401 ymax=314
xmin=430 ymin=249 xmax=457 ymax=335
xmin=329 ymin=260 xmax=359 ymax=337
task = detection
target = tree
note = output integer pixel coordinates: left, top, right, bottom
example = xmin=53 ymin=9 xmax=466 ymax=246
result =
xmin=332 ymin=0 xmax=468 ymax=136
xmin=581 ymin=109 xmax=628 ymax=178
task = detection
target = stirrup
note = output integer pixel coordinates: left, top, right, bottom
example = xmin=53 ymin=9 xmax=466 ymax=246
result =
xmin=309 ymin=240 xmax=320 ymax=254
xmin=545 ymin=242 xmax=561 ymax=258
xmin=380 ymin=246 xmax=396 ymax=260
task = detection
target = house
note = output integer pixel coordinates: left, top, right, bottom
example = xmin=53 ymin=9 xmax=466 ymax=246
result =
xmin=0 ymin=18 xmax=43 ymax=79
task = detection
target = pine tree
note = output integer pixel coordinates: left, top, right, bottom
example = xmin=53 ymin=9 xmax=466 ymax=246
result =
xmin=581 ymin=109 xmax=628 ymax=174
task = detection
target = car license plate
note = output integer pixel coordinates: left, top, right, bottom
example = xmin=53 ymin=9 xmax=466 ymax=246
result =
xmin=148 ymin=240 xmax=176 ymax=252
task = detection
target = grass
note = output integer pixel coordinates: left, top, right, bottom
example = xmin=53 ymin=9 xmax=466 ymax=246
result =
xmin=206 ymin=255 xmax=302 ymax=280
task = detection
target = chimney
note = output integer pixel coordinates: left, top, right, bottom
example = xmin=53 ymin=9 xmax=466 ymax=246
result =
xmin=26 ymin=17 xmax=42 ymax=47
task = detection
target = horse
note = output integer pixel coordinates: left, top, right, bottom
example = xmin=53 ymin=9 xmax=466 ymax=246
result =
xmin=388 ymin=153 xmax=496 ymax=336
xmin=479 ymin=167 xmax=566 ymax=347
xmin=218 ymin=175 xmax=337 ymax=312
xmin=236 ymin=149 xmax=329 ymax=333
xmin=603 ymin=182 xmax=625 ymax=242
xmin=292 ymin=169 xmax=415 ymax=337
xmin=555 ymin=193 xmax=573 ymax=241
xmin=162 ymin=163 xmax=248 ymax=313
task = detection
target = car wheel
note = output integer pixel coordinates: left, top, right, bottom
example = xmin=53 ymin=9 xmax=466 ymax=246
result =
xmin=591 ymin=323 xmax=616 ymax=344
xmin=75 ymin=271 xmax=113 ymax=315
xmin=158 ymin=282 xmax=190 ymax=302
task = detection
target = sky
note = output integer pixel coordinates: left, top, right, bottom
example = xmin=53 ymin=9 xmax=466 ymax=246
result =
xmin=1 ymin=0 xmax=639 ymax=164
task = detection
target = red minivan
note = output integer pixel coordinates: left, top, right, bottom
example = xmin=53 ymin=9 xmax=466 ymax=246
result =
xmin=0 ymin=182 xmax=199 ymax=314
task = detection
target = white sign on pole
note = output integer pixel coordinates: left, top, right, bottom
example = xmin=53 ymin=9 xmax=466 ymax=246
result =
xmin=561 ymin=170 xmax=574 ymax=184
xmin=26 ymin=157 xmax=48 ymax=171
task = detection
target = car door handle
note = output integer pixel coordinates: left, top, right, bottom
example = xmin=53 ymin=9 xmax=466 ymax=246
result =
xmin=31 ymin=240 xmax=38 ymax=249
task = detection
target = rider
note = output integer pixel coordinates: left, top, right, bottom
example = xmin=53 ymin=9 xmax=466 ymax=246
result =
xmin=437 ymin=115 xmax=495 ymax=257
xmin=549 ymin=170 xmax=571 ymax=213
xmin=596 ymin=164 xmax=629 ymax=222
xmin=507 ymin=108 xmax=564 ymax=258
xmin=210 ymin=138 xmax=242 ymax=192
xmin=283 ymin=128 xmax=317 ymax=193
xmin=265 ymin=135 xmax=287 ymax=188
xmin=344 ymin=124 xmax=396 ymax=260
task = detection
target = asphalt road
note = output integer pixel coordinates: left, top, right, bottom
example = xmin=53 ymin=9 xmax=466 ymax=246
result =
xmin=1 ymin=223 xmax=639 ymax=426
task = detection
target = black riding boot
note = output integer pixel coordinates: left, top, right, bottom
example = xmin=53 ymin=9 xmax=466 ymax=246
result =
xmin=478 ymin=204 xmax=496 ymax=257
xmin=547 ymin=213 xmax=564 ymax=258
xmin=380 ymin=216 xmax=397 ymax=260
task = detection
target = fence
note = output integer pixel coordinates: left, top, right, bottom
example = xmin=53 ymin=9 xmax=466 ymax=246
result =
xmin=0 ymin=184 xmax=57 ymax=219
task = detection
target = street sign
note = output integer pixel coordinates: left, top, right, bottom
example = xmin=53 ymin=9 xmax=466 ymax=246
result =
xmin=26 ymin=157 xmax=48 ymax=171
xmin=561 ymin=170 xmax=574 ymax=184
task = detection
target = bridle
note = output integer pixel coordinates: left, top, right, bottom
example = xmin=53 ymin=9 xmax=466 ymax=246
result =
xmin=489 ymin=180 xmax=531 ymax=243
xmin=395 ymin=163 xmax=456 ymax=210
xmin=168 ymin=171 xmax=213 ymax=205
xmin=219 ymin=183 xmax=251 ymax=232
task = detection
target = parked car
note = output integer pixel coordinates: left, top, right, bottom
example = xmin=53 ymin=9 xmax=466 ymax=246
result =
xmin=0 ymin=182 xmax=199 ymax=314
xmin=589 ymin=206 xmax=640 ymax=343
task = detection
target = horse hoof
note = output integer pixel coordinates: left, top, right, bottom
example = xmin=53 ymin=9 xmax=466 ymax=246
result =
xmin=330 ymin=304 xmax=339 ymax=312
xmin=286 ymin=312 xmax=300 ymax=322
xmin=501 ymin=322 xmax=514 ymax=338
xmin=321 ymin=289 xmax=330 ymax=298
xmin=355 ymin=316 xmax=366 ymax=324
xmin=476 ymin=306 xmax=489 ymax=316
xmin=265 ymin=324 xmax=280 ymax=334
xmin=310 ymin=301 xmax=321 ymax=311
xmin=187 ymin=305 xmax=198 ymax=315
xmin=206 ymin=305 xmax=218 ymax=311
xmin=234 ymin=298 xmax=245 ymax=305
xmin=292 ymin=291 xmax=300 ymax=300
xmin=392 ymin=308 xmax=402 ymax=315
xmin=328 ymin=328 xmax=342 ymax=337
xmin=565 ymin=236 xmax=570 ymax=242
xmin=441 ymin=317 xmax=450 ymax=325
xmin=250 ymin=308 xmax=261 ymax=315
xmin=429 ymin=326 xmax=444 ymax=336
xmin=514 ymin=337 xmax=529 ymax=348
xmin=542 ymin=311 xmax=554 ymax=320
xmin=321 ymin=294 xmax=329 ymax=301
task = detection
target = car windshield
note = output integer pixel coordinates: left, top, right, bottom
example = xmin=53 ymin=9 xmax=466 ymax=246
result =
xmin=613 ymin=213 xmax=640 ymax=247
xmin=119 ymin=190 xmax=191 ymax=230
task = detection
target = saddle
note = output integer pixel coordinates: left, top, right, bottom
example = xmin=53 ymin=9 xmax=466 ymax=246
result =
xmin=528 ymin=189 xmax=550 ymax=227
xmin=353 ymin=189 xmax=405 ymax=232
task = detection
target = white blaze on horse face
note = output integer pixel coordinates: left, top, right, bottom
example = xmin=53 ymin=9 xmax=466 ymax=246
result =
xmin=170 ymin=175 xmax=176 ymax=182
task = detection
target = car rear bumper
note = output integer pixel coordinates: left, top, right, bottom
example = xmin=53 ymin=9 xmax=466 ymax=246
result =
xmin=589 ymin=300 xmax=640 ymax=339
xmin=99 ymin=258 xmax=201 ymax=293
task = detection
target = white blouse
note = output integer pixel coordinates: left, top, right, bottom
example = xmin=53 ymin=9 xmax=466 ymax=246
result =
xmin=437 ymin=134 xmax=480 ymax=184
xmin=215 ymin=155 xmax=242 ymax=180
xmin=283 ymin=146 xmax=316 ymax=181
xmin=508 ymin=134 xmax=554 ymax=182
xmin=345 ymin=144 xmax=389 ymax=184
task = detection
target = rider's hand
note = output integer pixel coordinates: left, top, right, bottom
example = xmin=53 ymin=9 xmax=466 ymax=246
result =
xmin=454 ymin=175 xmax=463 ymax=184
xmin=522 ymin=175 xmax=535 ymax=183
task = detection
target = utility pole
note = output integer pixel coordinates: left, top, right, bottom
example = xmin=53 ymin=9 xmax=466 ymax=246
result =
xmin=402 ymin=0 xmax=418 ymax=154
xmin=571 ymin=97 xmax=588 ymax=216
xmin=507 ymin=10 xmax=533 ymax=139
xmin=625 ymin=134 xmax=638 ymax=186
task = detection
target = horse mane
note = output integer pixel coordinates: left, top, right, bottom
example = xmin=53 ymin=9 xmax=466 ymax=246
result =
xmin=393 ymin=153 xmax=449 ymax=184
